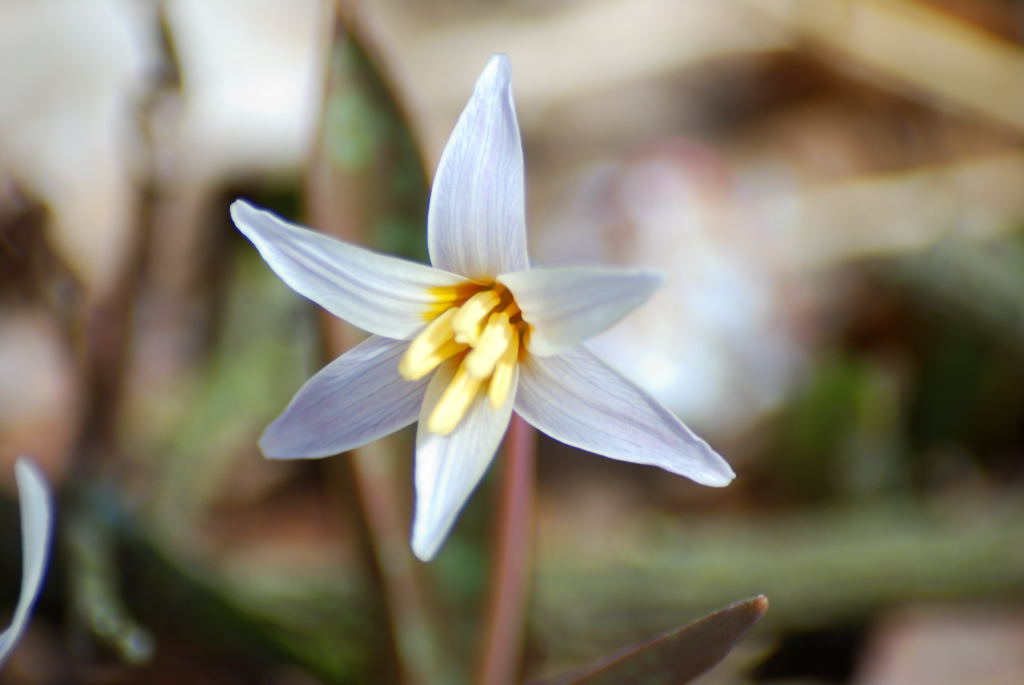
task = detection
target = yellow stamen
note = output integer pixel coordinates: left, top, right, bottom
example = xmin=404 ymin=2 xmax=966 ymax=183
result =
xmin=452 ymin=290 xmax=501 ymax=345
xmin=488 ymin=326 xmax=520 ymax=409
xmin=404 ymin=285 xmax=526 ymax=434
xmin=422 ymin=283 xmax=481 ymax=321
xmin=427 ymin=364 xmax=485 ymax=435
xmin=399 ymin=308 xmax=465 ymax=381
xmin=464 ymin=312 xmax=514 ymax=380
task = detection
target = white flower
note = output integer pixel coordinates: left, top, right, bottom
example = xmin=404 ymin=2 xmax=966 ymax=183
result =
xmin=231 ymin=54 xmax=734 ymax=561
xmin=0 ymin=457 xmax=53 ymax=667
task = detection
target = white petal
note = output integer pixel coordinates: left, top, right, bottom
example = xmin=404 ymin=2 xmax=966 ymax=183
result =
xmin=411 ymin=359 xmax=518 ymax=560
xmin=515 ymin=347 xmax=734 ymax=486
xmin=232 ymin=200 xmax=471 ymax=340
xmin=500 ymin=265 xmax=663 ymax=356
xmin=0 ymin=457 xmax=53 ymax=667
xmin=261 ymin=336 xmax=428 ymax=459
xmin=427 ymin=54 xmax=529 ymax=280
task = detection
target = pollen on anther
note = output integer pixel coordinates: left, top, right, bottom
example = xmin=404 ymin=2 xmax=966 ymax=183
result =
xmin=487 ymin=328 xmax=520 ymax=409
xmin=428 ymin=364 xmax=484 ymax=435
xmin=412 ymin=283 xmax=528 ymax=433
xmin=400 ymin=308 xmax=466 ymax=380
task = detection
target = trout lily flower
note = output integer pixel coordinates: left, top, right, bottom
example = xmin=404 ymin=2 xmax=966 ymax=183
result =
xmin=1 ymin=457 xmax=53 ymax=668
xmin=232 ymin=54 xmax=734 ymax=560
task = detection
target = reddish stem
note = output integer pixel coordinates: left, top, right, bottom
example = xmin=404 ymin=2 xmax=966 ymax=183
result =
xmin=476 ymin=414 xmax=536 ymax=685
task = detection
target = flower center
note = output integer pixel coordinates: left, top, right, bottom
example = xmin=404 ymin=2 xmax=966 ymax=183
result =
xmin=399 ymin=283 xmax=526 ymax=435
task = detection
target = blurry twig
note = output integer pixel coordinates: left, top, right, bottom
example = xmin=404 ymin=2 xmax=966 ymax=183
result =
xmin=305 ymin=4 xmax=453 ymax=682
xmin=58 ymin=0 xmax=177 ymax=664
xmin=334 ymin=431 xmax=448 ymax=684
xmin=747 ymin=0 xmax=1024 ymax=134
xmin=775 ymin=152 xmax=1024 ymax=268
xmin=476 ymin=415 xmax=536 ymax=685
xmin=362 ymin=0 xmax=790 ymax=157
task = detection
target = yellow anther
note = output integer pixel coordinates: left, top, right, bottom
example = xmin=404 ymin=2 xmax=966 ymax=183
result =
xmin=399 ymin=308 xmax=465 ymax=381
xmin=427 ymin=364 xmax=485 ymax=435
xmin=488 ymin=328 xmax=520 ymax=409
xmin=452 ymin=290 xmax=501 ymax=345
xmin=464 ymin=312 xmax=514 ymax=379
xmin=407 ymin=286 xmax=525 ymax=434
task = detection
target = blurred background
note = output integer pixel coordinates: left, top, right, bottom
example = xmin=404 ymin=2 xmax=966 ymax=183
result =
xmin=1 ymin=0 xmax=1023 ymax=683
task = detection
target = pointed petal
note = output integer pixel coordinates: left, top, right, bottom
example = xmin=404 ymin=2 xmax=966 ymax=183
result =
xmin=260 ymin=336 xmax=428 ymax=459
xmin=0 ymin=457 xmax=53 ymax=667
xmin=232 ymin=200 xmax=471 ymax=340
xmin=427 ymin=54 xmax=528 ymax=280
xmin=499 ymin=265 xmax=663 ymax=356
xmin=412 ymin=359 xmax=518 ymax=560
xmin=515 ymin=347 xmax=734 ymax=486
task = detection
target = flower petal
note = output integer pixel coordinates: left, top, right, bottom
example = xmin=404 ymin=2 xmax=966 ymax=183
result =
xmin=499 ymin=265 xmax=663 ymax=356
xmin=232 ymin=200 xmax=471 ymax=340
xmin=0 ymin=457 xmax=53 ymax=667
xmin=427 ymin=54 xmax=529 ymax=280
xmin=515 ymin=347 xmax=734 ymax=486
xmin=261 ymin=336 xmax=428 ymax=459
xmin=411 ymin=359 xmax=518 ymax=560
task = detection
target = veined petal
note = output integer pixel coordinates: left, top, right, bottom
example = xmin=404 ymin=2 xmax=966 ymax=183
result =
xmin=515 ymin=347 xmax=734 ymax=486
xmin=232 ymin=200 xmax=471 ymax=340
xmin=261 ymin=336 xmax=428 ymax=459
xmin=427 ymin=54 xmax=528 ymax=280
xmin=412 ymin=358 xmax=518 ymax=560
xmin=499 ymin=266 xmax=663 ymax=356
xmin=0 ymin=457 xmax=53 ymax=667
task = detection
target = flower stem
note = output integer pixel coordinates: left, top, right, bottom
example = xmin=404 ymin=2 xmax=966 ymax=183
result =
xmin=476 ymin=414 xmax=536 ymax=685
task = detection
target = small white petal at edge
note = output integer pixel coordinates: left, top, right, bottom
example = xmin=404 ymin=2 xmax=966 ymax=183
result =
xmin=515 ymin=347 xmax=734 ymax=486
xmin=412 ymin=359 xmax=518 ymax=561
xmin=427 ymin=54 xmax=529 ymax=280
xmin=232 ymin=200 xmax=470 ymax=340
xmin=0 ymin=457 xmax=53 ymax=667
xmin=261 ymin=336 xmax=428 ymax=459
xmin=499 ymin=265 xmax=663 ymax=356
